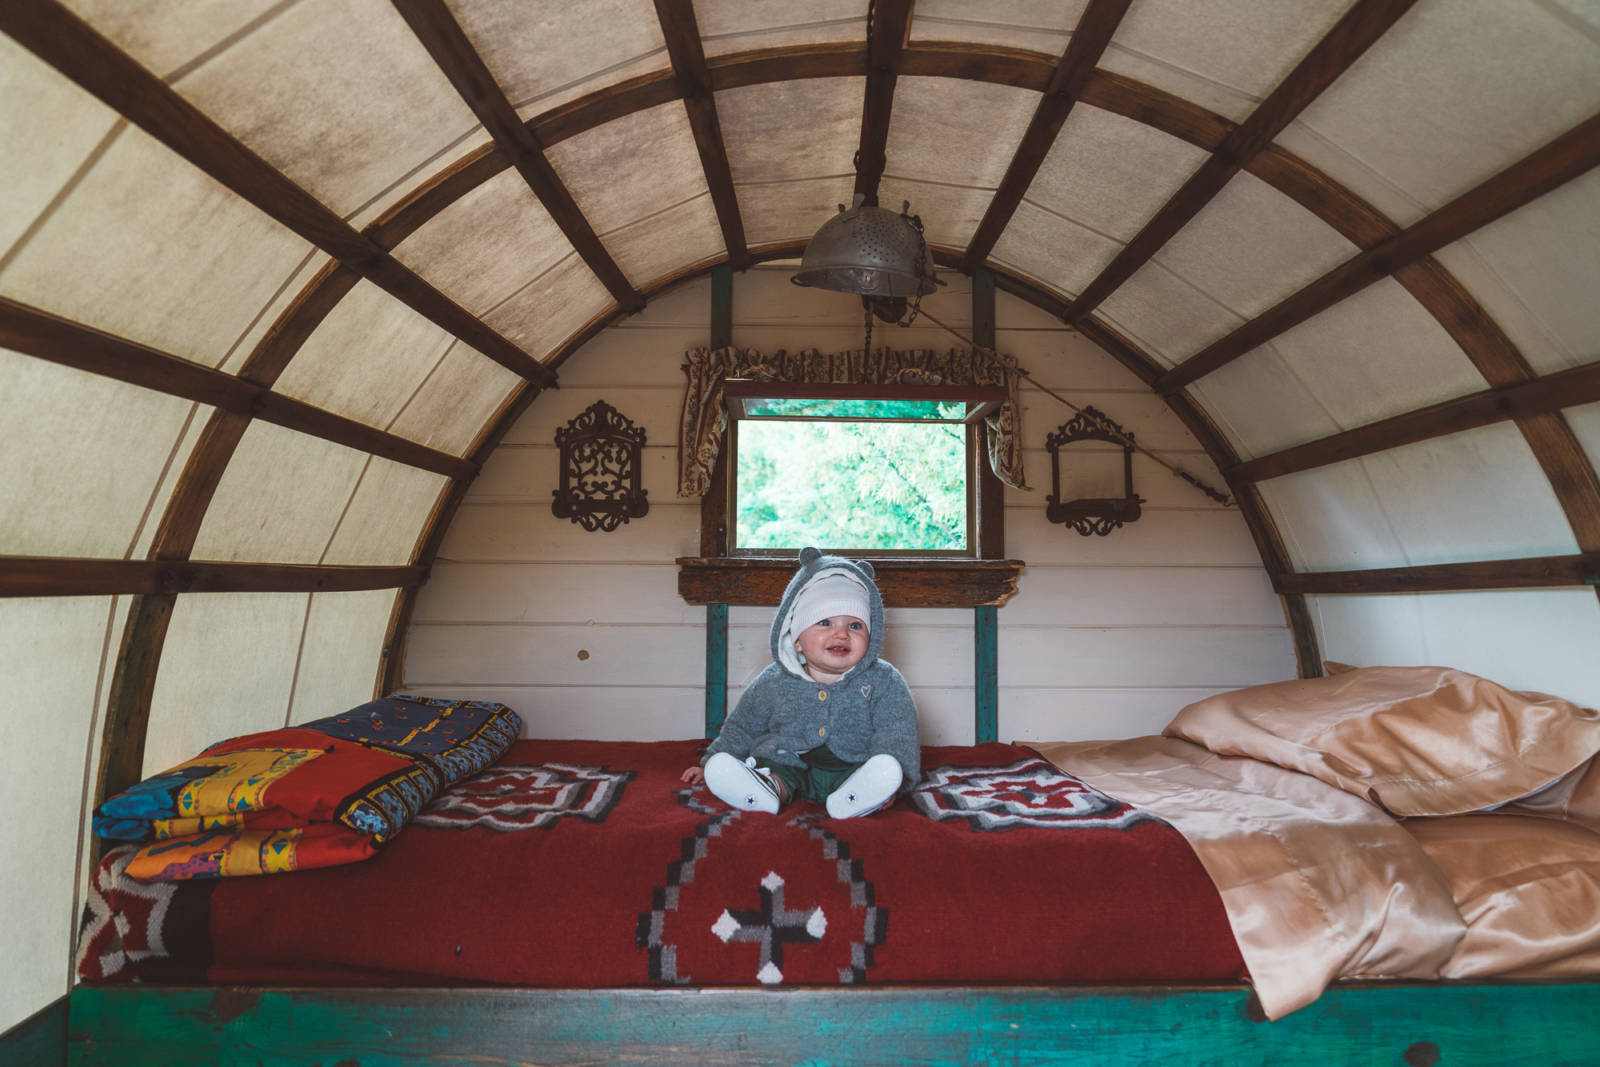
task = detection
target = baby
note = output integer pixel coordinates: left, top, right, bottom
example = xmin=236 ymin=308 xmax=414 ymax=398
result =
xmin=682 ymin=548 xmax=920 ymax=818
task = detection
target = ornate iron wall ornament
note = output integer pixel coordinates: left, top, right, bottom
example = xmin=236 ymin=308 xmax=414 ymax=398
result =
xmin=1045 ymin=406 xmax=1146 ymax=536
xmin=552 ymin=400 xmax=649 ymax=532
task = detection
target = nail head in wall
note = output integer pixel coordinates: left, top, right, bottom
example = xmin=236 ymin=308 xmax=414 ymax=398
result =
xmin=551 ymin=400 xmax=650 ymax=532
xmin=577 ymin=649 xmax=590 ymax=661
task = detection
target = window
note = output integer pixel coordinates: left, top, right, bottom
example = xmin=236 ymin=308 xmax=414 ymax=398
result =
xmin=723 ymin=382 xmax=1004 ymax=557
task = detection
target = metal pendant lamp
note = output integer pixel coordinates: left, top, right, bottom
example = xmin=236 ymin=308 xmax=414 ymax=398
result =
xmin=792 ymin=194 xmax=942 ymax=299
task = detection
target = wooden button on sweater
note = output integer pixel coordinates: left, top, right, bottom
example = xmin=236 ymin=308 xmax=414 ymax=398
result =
xmin=818 ymin=726 xmax=827 ymax=738
xmin=817 ymin=690 xmax=827 ymax=701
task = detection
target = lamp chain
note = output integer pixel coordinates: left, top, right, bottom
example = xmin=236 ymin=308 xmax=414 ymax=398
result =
xmin=913 ymin=307 xmax=1234 ymax=507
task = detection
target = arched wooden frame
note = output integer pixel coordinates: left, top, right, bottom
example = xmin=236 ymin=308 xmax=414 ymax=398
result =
xmin=3 ymin=3 xmax=1596 ymax=823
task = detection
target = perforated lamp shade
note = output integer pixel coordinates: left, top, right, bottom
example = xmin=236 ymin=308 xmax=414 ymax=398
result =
xmin=792 ymin=197 xmax=941 ymax=298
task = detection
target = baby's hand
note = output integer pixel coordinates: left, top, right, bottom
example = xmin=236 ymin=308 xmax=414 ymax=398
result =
xmin=680 ymin=765 xmax=705 ymax=786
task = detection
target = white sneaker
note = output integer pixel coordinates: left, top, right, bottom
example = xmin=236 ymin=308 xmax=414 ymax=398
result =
xmin=704 ymin=753 xmax=782 ymax=814
xmin=825 ymin=754 xmax=902 ymax=819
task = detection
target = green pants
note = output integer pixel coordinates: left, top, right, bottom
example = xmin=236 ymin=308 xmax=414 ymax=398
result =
xmin=756 ymin=745 xmax=861 ymax=805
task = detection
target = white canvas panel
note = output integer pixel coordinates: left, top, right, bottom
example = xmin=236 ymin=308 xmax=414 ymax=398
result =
xmin=697 ymin=0 xmax=866 ymax=57
xmin=0 ymin=35 xmax=122 ymax=260
xmin=320 ymin=458 xmax=447 ymax=567
xmin=215 ymin=252 xmax=333 ymax=377
xmin=1001 ymin=687 xmax=1245 ymax=745
xmin=1152 ymin=172 xmax=1359 ymax=324
xmin=909 ymin=0 xmax=1082 ymax=53
xmin=1256 ymin=460 xmax=1408 ymax=572
xmin=601 ymin=194 xmax=727 ymax=287
xmin=451 ymin=0 xmax=665 ymax=116
xmin=0 ymin=123 xmax=314 ymax=369
xmin=1101 ymin=0 xmax=1353 ymax=121
xmin=0 ymin=350 xmax=203 ymax=558
xmin=873 ymin=177 xmax=996 ymax=253
xmin=391 ymin=167 xmax=579 ymax=317
xmin=546 ymin=103 xmax=710 ymax=238
xmin=60 ymin=0 xmax=284 ymax=79
xmin=1024 ymin=105 xmax=1211 ymax=244
xmin=1285 ymin=0 xmax=1600 ymax=225
xmin=884 ymin=77 xmax=1039 ymax=191
xmin=1434 ymin=169 xmax=1600 ymax=374
xmin=165 ymin=0 xmax=481 ymax=220
xmin=287 ymin=589 xmax=397 ymax=724
xmin=1359 ymin=423 xmax=1579 ymax=565
xmin=0 ymin=597 xmax=111 ymax=1030
xmin=1188 ymin=343 xmax=1340 ymax=460
xmin=998 ymin=625 xmax=1294 ymax=688
xmin=717 ymin=79 xmax=864 ymax=185
xmin=142 ymin=592 xmax=306 ymax=777
xmin=989 ymin=200 xmax=1126 ymax=303
xmin=438 ymin=501 xmax=701 ymax=562
xmin=1005 ymin=566 xmax=1282 ymax=627
xmin=129 ymin=397 xmax=217 ymax=560
xmin=1307 ymin=593 xmax=1428 ymax=670
xmin=404 ymin=622 xmax=706 ymax=687
xmin=1265 ymin=276 xmax=1489 ymax=430
xmin=385 ymin=342 xmax=523 ymax=458
xmin=398 ymin=684 xmax=703 ymax=741
xmin=1313 ymin=590 xmax=1600 ymax=710
xmin=274 ymin=280 xmax=458 ymax=431
xmin=190 ymin=422 xmax=368 ymax=564
xmin=1096 ymin=260 xmax=1245 ymax=367
xmin=1568 ymin=401 xmax=1600 ymax=477
xmin=413 ymin=562 xmax=699 ymax=625
xmin=484 ymin=255 xmax=616 ymax=361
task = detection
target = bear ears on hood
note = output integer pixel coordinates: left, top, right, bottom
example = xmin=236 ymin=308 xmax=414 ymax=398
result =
xmin=798 ymin=545 xmax=875 ymax=579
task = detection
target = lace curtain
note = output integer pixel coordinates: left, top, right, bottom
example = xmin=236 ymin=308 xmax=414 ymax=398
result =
xmin=677 ymin=345 xmax=1027 ymax=497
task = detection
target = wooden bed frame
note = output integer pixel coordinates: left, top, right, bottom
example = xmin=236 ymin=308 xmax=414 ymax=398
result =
xmin=62 ymin=981 xmax=1600 ymax=1064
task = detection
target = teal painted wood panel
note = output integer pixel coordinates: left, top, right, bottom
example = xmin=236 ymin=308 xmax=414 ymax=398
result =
xmin=68 ymin=982 xmax=1600 ymax=1066
xmin=975 ymin=605 xmax=998 ymax=743
xmin=706 ymin=602 xmax=728 ymax=737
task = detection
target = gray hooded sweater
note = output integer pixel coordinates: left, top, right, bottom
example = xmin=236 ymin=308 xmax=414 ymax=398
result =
xmin=703 ymin=548 xmax=921 ymax=790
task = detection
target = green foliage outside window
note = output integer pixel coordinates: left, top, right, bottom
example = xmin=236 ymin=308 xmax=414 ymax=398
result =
xmin=735 ymin=410 xmax=969 ymax=551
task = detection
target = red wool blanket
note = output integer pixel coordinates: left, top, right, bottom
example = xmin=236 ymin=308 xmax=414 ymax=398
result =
xmin=80 ymin=740 xmax=1243 ymax=987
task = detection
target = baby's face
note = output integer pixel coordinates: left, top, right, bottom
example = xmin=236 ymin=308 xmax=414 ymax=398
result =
xmin=794 ymin=615 xmax=868 ymax=677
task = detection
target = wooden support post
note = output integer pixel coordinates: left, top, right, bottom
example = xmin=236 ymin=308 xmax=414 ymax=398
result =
xmin=972 ymin=267 xmax=1002 ymax=742
xmin=974 ymin=605 xmax=999 ymax=744
xmin=703 ymin=263 xmax=734 ymax=736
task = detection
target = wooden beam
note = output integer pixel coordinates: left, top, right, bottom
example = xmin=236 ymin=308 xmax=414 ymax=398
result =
xmin=1232 ymin=359 xmax=1600 ymax=483
xmin=1275 ymin=555 xmax=1600 ymax=595
xmin=1157 ymin=110 xmax=1600 ymax=393
xmin=0 ymin=557 xmax=427 ymax=598
xmin=678 ymin=557 xmax=1024 ymax=608
xmin=961 ymin=0 xmax=1135 ymax=271
xmin=853 ymin=0 xmax=914 ymax=206
xmin=0 ymin=298 xmax=477 ymax=479
xmin=0 ymin=0 xmax=555 ymax=387
xmin=654 ymin=0 xmax=751 ymax=270
xmin=1064 ymin=0 xmax=1417 ymax=322
xmin=389 ymin=0 xmax=645 ymax=314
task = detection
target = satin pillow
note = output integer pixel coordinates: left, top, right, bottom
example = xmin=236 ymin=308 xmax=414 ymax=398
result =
xmin=1406 ymin=813 xmax=1600 ymax=978
xmin=1165 ymin=665 xmax=1600 ymax=817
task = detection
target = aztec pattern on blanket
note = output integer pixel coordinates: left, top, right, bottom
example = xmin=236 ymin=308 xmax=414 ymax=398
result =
xmin=79 ymin=740 xmax=1243 ymax=987
xmin=90 ymin=696 xmax=521 ymax=881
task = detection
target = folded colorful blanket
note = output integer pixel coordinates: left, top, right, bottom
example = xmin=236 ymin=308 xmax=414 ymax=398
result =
xmin=93 ymin=696 xmax=521 ymax=881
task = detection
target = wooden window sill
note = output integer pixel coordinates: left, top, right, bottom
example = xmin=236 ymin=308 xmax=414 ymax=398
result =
xmin=676 ymin=556 xmax=1024 ymax=608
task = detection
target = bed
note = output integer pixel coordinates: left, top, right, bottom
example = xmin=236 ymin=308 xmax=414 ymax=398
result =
xmin=68 ymin=668 xmax=1600 ymax=1064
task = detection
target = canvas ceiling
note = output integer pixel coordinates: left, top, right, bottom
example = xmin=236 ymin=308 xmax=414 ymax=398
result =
xmin=2 ymin=0 xmax=1600 ymax=1027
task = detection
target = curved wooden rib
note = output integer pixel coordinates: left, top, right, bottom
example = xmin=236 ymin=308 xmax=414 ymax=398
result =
xmin=854 ymin=0 xmax=913 ymax=206
xmin=0 ymin=0 xmax=555 ymax=386
xmin=390 ymin=0 xmax=644 ymax=315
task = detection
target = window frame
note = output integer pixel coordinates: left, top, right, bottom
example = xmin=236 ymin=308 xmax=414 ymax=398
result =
xmin=723 ymin=381 xmax=1003 ymax=560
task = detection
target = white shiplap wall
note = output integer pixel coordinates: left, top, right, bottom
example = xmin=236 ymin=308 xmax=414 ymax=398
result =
xmin=402 ymin=266 xmax=1296 ymax=742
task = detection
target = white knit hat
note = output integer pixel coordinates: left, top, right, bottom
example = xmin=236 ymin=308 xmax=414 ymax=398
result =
xmin=789 ymin=571 xmax=871 ymax=634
